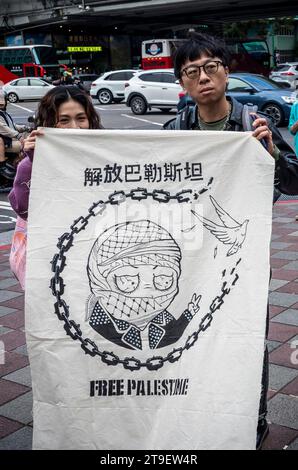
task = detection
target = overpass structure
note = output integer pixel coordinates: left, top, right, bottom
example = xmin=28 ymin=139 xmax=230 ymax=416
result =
xmin=0 ymin=0 xmax=297 ymax=34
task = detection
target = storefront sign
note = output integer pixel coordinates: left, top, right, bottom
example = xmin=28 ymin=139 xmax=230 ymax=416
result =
xmin=67 ymin=46 xmax=102 ymax=52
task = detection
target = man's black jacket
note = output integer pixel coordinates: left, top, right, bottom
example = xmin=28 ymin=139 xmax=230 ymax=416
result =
xmin=164 ymin=97 xmax=298 ymax=197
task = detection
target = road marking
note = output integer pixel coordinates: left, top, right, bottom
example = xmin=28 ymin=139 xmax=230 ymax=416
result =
xmin=10 ymin=103 xmax=33 ymax=112
xmin=121 ymin=114 xmax=163 ymax=126
xmin=7 ymin=115 xmax=31 ymax=120
xmin=95 ymin=106 xmax=127 ymax=112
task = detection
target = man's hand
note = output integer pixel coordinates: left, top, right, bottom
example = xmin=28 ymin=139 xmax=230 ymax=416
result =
xmin=23 ymin=129 xmax=44 ymax=154
xmin=188 ymin=293 xmax=202 ymax=316
xmin=251 ymin=115 xmax=274 ymax=156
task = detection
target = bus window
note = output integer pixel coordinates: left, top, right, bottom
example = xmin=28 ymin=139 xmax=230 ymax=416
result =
xmin=0 ymin=47 xmax=34 ymax=65
xmin=33 ymin=46 xmax=59 ymax=65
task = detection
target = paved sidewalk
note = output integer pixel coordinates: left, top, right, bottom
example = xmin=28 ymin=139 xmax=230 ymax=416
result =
xmin=0 ymin=202 xmax=298 ymax=450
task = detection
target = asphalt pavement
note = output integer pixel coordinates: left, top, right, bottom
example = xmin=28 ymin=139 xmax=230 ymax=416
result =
xmin=5 ymin=98 xmax=295 ymax=141
xmin=5 ymin=100 xmax=174 ymax=130
xmin=0 ymin=99 xmax=295 ymax=235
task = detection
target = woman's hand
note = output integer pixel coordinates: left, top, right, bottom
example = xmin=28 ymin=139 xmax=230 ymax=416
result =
xmin=23 ymin=129 xmax=44 ymax=153
xmin=251 ymin=115 xmax=274 ymax=156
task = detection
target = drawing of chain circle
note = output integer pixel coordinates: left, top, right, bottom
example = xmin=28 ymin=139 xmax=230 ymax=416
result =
xmin=50 ymin=186 xmax=240 ymax=371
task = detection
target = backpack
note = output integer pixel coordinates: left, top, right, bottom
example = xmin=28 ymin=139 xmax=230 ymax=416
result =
xmin=174 ymin=102 xmax=258 ymax=131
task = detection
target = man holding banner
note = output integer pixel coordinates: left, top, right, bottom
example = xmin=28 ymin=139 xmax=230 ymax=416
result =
xmin=164 ymin=32 xmax=298 ymax=449
xmin=8 ymin=35 xmax=298 ymax=451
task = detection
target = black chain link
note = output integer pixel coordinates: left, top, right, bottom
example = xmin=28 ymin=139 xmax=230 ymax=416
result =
xmin=54 ymin=299 xmax=69 ymax=321
xmin=88 ymin=201 xmax=106 ymax=216
xmin=50 ymin=186 xmax=241 ymax=372
xmin=63 ymin=318 xmax=82 ymax=340
xmin=122 ymin=357 xmax=142 ymax=371
xmin=80 ymin=338 xmax=100 ymax=357
xmin=101 ymin=351 xmax=119 ymax=366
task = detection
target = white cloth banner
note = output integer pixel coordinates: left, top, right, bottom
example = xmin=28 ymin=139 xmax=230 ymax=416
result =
xmin=26 ymin=128 xmax=274 ymax=450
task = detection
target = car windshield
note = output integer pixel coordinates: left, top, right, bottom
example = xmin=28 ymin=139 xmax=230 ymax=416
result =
xmin=243 ymin=75 xmax=285 ymax=91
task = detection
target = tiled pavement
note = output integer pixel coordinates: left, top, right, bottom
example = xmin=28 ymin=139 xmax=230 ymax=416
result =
xmin=0 ymin=203 xmax=298 ymax=450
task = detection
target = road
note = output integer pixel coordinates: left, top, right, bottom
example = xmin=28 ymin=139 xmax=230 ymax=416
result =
xmin=4 ymin=100 xmax=176 ymax=129
xmin=0 ymin=99 xmax=295 ymax=233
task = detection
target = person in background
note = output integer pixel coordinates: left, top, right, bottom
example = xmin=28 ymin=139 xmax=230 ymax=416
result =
xmin=274 ymin=51 xmax=281 ymax=66
xmin=53 ymin=71 xmax=74 ymax=86
xmin=288 ymin=90 xmax=298 ymax=157
xmin=288 ymin=88 xmax=298 ymax=220
xmin=73 ymin=76 xmax=85 ymax=91
xmin=0 ymin=89 xmax=30 ymax=189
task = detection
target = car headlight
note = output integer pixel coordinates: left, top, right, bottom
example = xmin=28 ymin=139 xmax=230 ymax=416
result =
xmin=281 ymin=95 xmax=296 ymax=104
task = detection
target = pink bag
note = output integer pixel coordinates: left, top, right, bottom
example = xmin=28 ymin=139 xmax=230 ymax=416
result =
xmin=9 ymin=216 xmax=27 ymax=290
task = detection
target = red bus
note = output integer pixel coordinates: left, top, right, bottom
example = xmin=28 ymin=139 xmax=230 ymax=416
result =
xmin=141 ymin=38 xmax=270 ymax=76
xmin=141 ymin=39 xmax=184 ymax=69
xmin=0 ymin=45 xmax=66 ymax=83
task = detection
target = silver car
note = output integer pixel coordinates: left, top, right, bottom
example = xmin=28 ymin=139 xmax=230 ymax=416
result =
xmin=270 ymin=62 xmax=298 ymax=89
xmin=3 ymin=77 xmax=54 ymax=103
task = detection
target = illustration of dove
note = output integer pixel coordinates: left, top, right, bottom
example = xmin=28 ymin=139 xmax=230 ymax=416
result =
xmin=191 ymin=196 xmax=249 ymax=256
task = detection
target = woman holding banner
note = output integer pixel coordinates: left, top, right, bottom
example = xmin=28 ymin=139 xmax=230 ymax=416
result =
xmin=9 ymin=85 xmax=103 ymax=221
xmin=8 ymin=86 xmax=103 ymax=288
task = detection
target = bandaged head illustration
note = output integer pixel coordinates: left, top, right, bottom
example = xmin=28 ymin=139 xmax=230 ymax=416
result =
xmin=87 ymin=220 xmax=200 ymax=350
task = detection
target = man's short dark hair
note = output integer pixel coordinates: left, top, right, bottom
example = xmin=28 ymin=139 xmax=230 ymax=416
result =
xmin=174 ymin=32 xmax=230 ymax=79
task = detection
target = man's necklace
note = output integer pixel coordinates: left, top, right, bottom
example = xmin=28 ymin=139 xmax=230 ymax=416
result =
xmin=197 ymin=102 xmax=232 ymax=131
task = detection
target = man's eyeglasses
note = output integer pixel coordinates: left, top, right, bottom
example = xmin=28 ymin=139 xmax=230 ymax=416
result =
xmin=181 ymin=61 xmax=224 ymax=79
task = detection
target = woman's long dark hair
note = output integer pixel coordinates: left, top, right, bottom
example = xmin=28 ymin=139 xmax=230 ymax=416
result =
xmin=35 ymin=85 xmax=103 ymax=129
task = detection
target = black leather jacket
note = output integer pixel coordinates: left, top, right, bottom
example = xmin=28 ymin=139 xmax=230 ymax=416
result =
xmin=164 ymin=97 xmax=298 ymax=198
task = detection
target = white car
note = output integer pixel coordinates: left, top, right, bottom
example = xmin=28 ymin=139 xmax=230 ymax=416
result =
xmin=3 ymin=77 xmax=54 ymax=102
xmin=125 ymin=69 xmax=182 ymax=114
xmin=90 ymin=69 xmax=138 ymax=104
xmin=270 ymin=62 xmax=298 ymax=89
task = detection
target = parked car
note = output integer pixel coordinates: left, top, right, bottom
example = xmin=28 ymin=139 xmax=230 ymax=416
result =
xmin=270 ymin=62 xmax=298 ymax=89
xmin=3 ymin=77 xmax=54 ymax=103
xmin=177 ymin=73 xmax=296 ymax=126
xmin=90 ymin=70 xmax=138 ymax=104
xmin=125 ymin=69 xmax=182 ymax=114
xmin=74 ymin=74 xmax=99 ymax=93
